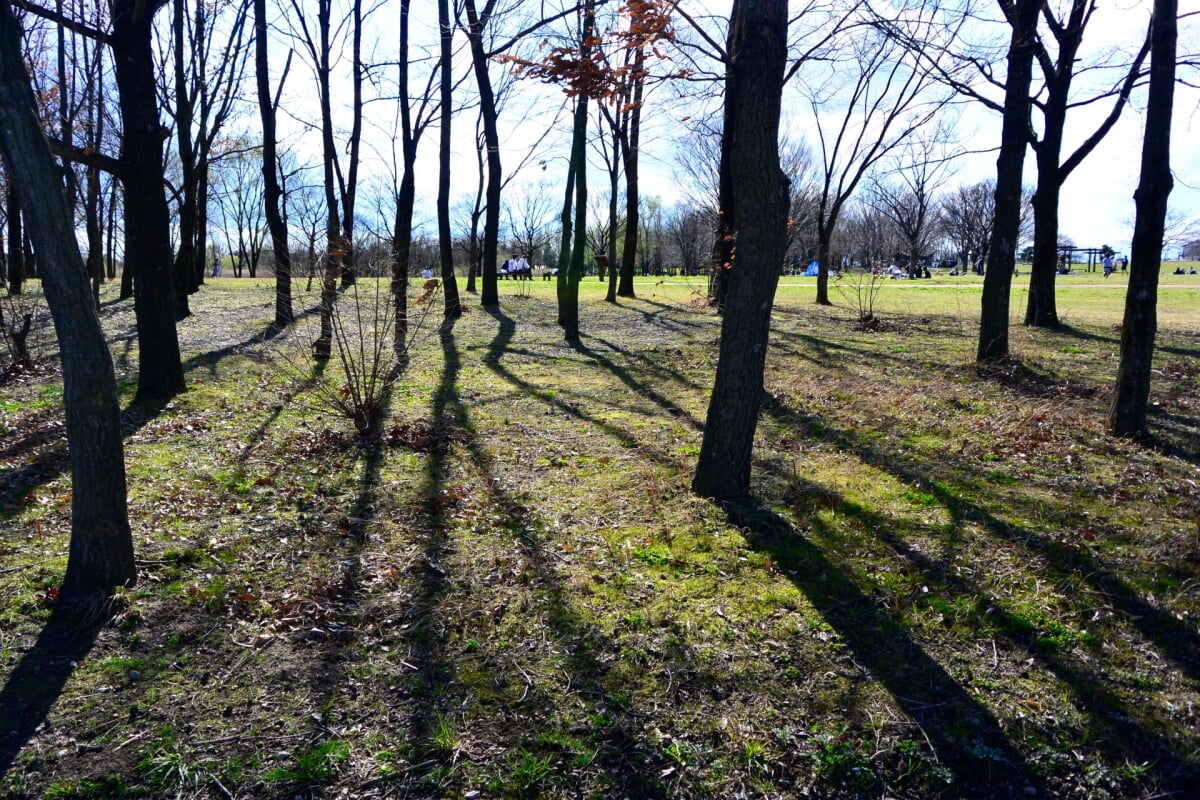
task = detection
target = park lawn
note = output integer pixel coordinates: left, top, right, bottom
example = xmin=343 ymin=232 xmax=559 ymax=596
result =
xmin=0 ymin=271 xmax=1197 ymax=799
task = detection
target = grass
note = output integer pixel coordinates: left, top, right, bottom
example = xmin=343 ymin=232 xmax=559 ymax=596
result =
xmin=0 ymin=266 xmax=1198 ymax=798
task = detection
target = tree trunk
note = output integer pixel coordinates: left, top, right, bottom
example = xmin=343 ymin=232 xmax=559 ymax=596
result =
xmin=554 ymin=149 xmax=576 ymax=324
xmin=338 ymin=0 xmax=363 ymax=289
xmin=616 ymin=49 xmax=643 ymax=299
xmin=255 ymin=0 xmax=293 ymax=328
xmin=392 ymin=0 xmax=416 ymax=356
xmin=1025 ymin=170 xmax=1061 ymax=328
xmin=112 ymin=0 xmax=185 ymax=402
xmin=171 ymin=0 xmax=197 ymax=319
xmin=1109 ymin=0 xmax=1175 ymax=437
xmin=605 ymin=125 xmax=619 ymax=303
xmin=692 ymin=0 xmax=789 ymax=499
xmin=437 ymin=0 xmax=461 ymax=319
xmin=976 ymin=0 xmax=1042 ymax=363
xmin=7 ymin=182 xmax=22 ymax=294
xmin=562 ymin=90 xmax=590 ymax=341
xmin=464 ymin=0 xmax=501 ymax=308
xmin=814 ymin=215 xmax=835 ymax=306
xmin=0 ymin=0 xmax=135 ymax=599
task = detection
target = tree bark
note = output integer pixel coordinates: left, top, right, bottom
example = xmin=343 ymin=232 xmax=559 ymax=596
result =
xmin=171 ymin=0 xmax=198 ymax=319
xmin=255 ymin=0 xmax=293 ymax=328
xmin=111 ymin=0 xmax=185 ymax=402
xmin=463 ymin=0 xmax=501 ymax=308
xmin=616 ymin=47 xmax=643 ymax=299
xmin=392 ymin=0 xmax=417 ymax=356
xmin=562 ymin=88 xmax=590 ymax=341
xmin=976 ymin=0 xmax=1043 ymax=363
xmin=6 ymin=182 xmax=22 ymax=293
xmin=338 ymin=0 xmax=363 ymax=289
xmin=0 ymin=0 xmax=135 ymax=599
xmin=692 ymin=0 xmax=789 ymax=499
xmin=437 ymin=0 xmax=462 ymax=319
xmin=557 ymin=2 xmax=595 ymax=342
xmin=1109 ymin=0 xmax=1175 ymax=437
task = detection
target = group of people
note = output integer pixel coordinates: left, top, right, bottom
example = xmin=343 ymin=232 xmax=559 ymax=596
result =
xmin=500 ymin=255 xmax=532 ymax=280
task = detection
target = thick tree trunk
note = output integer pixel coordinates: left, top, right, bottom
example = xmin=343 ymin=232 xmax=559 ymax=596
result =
xmin=0 ymin=0 xmax=135 ymax=599
xmin=464 ymin=0 xmax=501 ymax=308
xmin=112 ymin=0 xmax=185 ymax=402
xmin=976 ymin=0 xmax=1042 ymax=363
xmin=692 ymin=0 xmax=789 ymax=499
xmin=255 ymin=0 xmax=293 ymax=328
xmin=437 ymin=0 xmax=461 ymax=319
xmin=1110 ymin=0 xmax=1175 ymax=437
xmin=1025 ymin=169 xmax=1061 ymax=328
xmin=392 ymin=0 xmax=416 ymax=356
xmin=171 ymin=0 xmax=197 ymax=319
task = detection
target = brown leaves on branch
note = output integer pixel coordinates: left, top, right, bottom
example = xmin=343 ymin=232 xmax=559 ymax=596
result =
xmin=494 ymin=0 xmax=676 ymax=101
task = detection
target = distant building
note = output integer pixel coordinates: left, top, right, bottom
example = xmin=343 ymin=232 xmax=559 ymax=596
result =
xmin=1181 ymin=240 xmax=1200 ymax=260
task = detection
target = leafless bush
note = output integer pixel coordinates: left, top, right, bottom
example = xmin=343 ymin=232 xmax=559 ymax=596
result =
xmin=276 ymin=274 xmax=439 ymax=440
xmin=834 ymin=268 xmax=886 ymax=330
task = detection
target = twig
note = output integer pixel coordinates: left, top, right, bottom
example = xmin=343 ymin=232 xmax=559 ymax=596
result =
xmin=208 ymin=776 xmax=234 ymax=800
xmin=516 ymin=663 xmax=533 ymax=703
xmin=192 ymin=731 xmax=307 ymax=747
xmin=113 ymin=731 xmax=149 ymax=751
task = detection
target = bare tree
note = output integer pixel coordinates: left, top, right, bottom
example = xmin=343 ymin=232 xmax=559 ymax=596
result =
xmin=254 ymin=0 xmax=292 ymax=327
xmin=939 ymin=179 xmax=996 ymax=274
xmin=167 ymin=0 xmax=251 ymax=317
xmin=389 ymin=0 xmax=439 ymax=353
xmin=0 ymin=0 xmax=134 ymax=600
xmin=692 ymin=0 xmax=789 ymax=499
xmin=1021 ymin=3 xmax=1151 ymax=327
xmin=977 ymin=0 xmax=1044 ymax=362
xmin=1109 ymin=0 xmax=1177 ymax=437
xmin=800 ymin=2 xmax=960 ymax=306
xmin=868 ymin=130 xmax=954 ymax=276
xmin=211 ymin=140 xmax=267 ymax=278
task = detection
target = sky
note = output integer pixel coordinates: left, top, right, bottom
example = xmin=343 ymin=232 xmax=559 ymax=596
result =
xmin=267 ymin=0 xmax=1200 ymax=261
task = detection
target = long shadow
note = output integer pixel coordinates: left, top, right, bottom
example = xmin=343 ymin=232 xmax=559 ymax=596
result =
xmin=180 ymin=322 xmax=286 ymax=378
xmin=465 ymin=307 xmax=691 ymax=795
xmin=629 ymin=297 xmax=713 ymax=334
xmin=757 ymin=394 xmax=1200 ymax=788
xmin=762 ymin=393 xmax=1200 ymax=686
xmin=767 ymin=459 xmax=1199 ymax=787
xmin=587 ymin=334 xmax=711 ymax=395
xmin=400 ymin=320 xmax=466 ymax=774
xmin=722 ymin=498 xmax=1047 ymax=796
xmin=568 ymin=337 xmax=702 ymax=431
xmin=0 ymin=605 xmax=108 ymax=778
xmin=479 ymin=308 xmax=684 ymax=472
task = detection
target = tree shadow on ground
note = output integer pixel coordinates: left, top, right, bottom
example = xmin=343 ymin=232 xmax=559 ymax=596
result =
xmin=568 ymin=337 xmax=701 ymax=431
xmin=723 ymin=498 xmax=1049 ymax=796
xmin=754 ymin=393 xmax=1200 ymax=792
xmin=0 ymin=603 xmax=111 ymax=778
xmin=416 ymin=307 xmax=703 ymax=796
xmin=477 ymin=309 xmax=684 ymax=471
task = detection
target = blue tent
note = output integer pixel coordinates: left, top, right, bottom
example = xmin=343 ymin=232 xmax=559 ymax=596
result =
xmin=804 ymin=260 xmax=819 ymax=276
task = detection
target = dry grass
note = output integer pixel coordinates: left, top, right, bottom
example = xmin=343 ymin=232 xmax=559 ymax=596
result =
xmin=0 ymin=271 xmax=1197 ymax=799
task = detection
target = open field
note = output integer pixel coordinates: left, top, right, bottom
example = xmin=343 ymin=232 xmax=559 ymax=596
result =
xmin=0 ymin=269 xmax=1198 ymax=799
